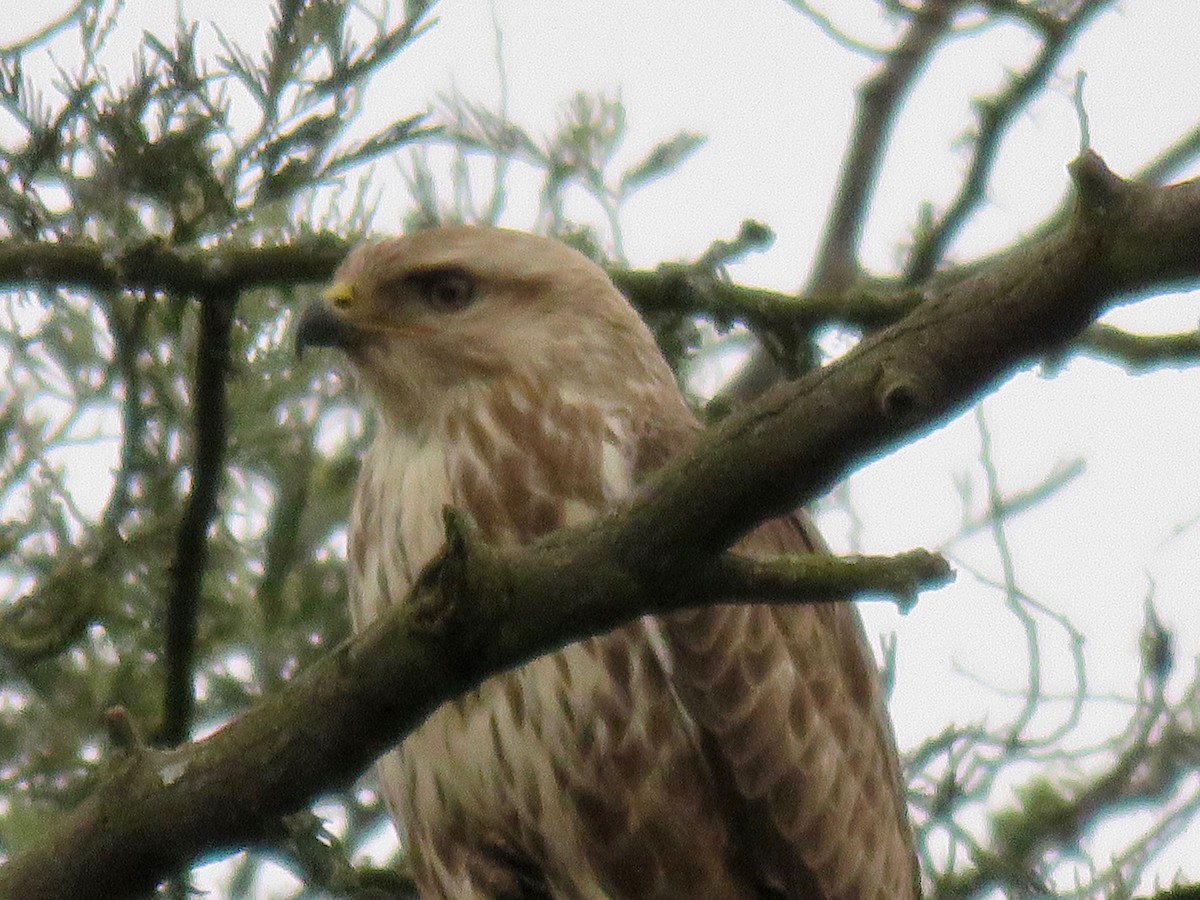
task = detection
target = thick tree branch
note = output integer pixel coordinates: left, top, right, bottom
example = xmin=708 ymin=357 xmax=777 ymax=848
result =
xmin=2 ymin=152 xmax=1200 ymax=899
xmin=628 ymin=156 xmax=1200 ymax=560
xmin=0 ymin=235 xmax=349 ymax=298
xmin=720 ymin=1 xmax=1125 ymax=403
xmin=0 ymin=532 xmax=947 ymax=900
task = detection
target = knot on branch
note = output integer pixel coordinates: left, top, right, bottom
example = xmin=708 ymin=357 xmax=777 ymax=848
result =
xmin=876 ymin=366 xmax=930 ymax=422
xmin=405 ymin=508 xmax=480 ymax=636
xmin=103 ymin=705 xmax=146 ymax=755
xmin=694 ymin=219 xmax=775 ymax=271
xmin=1068 ymin=150 xmax=1129 ymax=221
xmin=118 ymin=236 xmax=172 ymax=284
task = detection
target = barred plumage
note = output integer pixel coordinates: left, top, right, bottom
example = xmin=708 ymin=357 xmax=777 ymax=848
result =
xmin=298 ymin=226 xmax=918 ymax=899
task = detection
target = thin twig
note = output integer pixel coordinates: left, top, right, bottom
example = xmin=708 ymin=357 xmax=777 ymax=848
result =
xmin=782 ymin=0 xmax=888 ymax=56
xmin=0 ymin=1 xmax=89 ymax=55
xmin=1077 ymin=322 xmax=1200 ymax=372
xmin=1135 ymin=121 xmax=1200 ymax=185
xmin=903 ymin=1 xmax=1116 ymax=283
xmin=943 ymin=457 xmax=1084 ymax=547
xmin=975 ymin=407 xmax=1043 ymax=741
xmin=810 ymin=0 xmax=965 ymax=294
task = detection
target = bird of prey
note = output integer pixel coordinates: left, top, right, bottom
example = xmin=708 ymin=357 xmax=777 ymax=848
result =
xmin=296 ymin=226 xmax=918 ymax=899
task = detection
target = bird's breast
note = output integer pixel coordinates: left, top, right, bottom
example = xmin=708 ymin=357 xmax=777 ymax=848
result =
xmin=347 ymin=426 xmax=454 ymax=629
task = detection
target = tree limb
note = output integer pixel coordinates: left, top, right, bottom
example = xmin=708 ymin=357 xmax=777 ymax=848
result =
xmin=3 ymin=231 xmax=1195 ymax=382
xmin=809 ymin=0 xmax=965 ymax=295
xmin=1075 ymin=323 xmax=1200 ymax=373
xmin=0 ymin=235 xmax=349 ymax=298
xmin=160 ymin=292 xmax=235 ymax=747
xmin=903 ymin=0 xmax=1115 ymax=283
xmin=0 ymin=529 xmax=948 ymax=900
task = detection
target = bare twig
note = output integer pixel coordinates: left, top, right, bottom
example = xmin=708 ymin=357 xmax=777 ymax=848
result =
xmin=903 ymin=1 xmax=1116 ymax=283
xmin=719 ymin=0 xmax=966 ymax=403
xmin=1072 ymin=70 xmax=1091 ymax=152
xmin=782 ymin=0 xmax=888 ymax=56
xmin=0 ymin=1 xmax=89 ymax=55
xmin=706 ymin=548 xmax=951 ymax=610
xmin=1135 ymin=121 xmax=1200 ymax=185
xmin=1077 ymin=322 xmax=1200 ymax=372
xmin=945 ymin=456 xmax=1084 ymax=546
xmin=810 ymin=0 xmax=965 ymax=294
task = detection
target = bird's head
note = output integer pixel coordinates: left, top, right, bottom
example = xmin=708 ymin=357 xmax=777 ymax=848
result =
xmin=297 ymin=226 xmax=670 ymax=430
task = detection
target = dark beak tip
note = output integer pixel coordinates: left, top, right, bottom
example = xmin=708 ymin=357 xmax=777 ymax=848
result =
xmin=295 ymin=299 xmax=352 ymax=360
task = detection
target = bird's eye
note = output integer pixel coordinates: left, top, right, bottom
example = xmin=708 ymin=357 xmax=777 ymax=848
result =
xmin=412 ymin=268 xmax=477 ymax=312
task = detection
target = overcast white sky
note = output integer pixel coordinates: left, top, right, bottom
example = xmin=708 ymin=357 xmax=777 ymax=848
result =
xmin=4 ymin=1 xmax=1200 ymax=895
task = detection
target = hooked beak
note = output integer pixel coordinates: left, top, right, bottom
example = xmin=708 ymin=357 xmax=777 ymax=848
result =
xmin=295 ymin=282 xmax=360 ymax=358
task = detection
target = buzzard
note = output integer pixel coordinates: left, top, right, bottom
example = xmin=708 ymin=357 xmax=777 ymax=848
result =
xmin=296 ymin=227 xmax=918 ymax=899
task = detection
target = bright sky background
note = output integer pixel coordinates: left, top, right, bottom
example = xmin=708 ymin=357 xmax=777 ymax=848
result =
xmin=4 ymin=1 xmax=1200 ymax=896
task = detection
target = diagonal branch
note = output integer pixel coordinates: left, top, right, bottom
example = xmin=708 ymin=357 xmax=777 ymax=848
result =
xmin=722 ymin=0 xmax=966 ymax=402
xmin=782 ymin=0 xmax=888 ymax=57
xmin=903 ymin=0 xmax=1116 ymax=283
xmin=809 ymin=0 xmax=965 ymax=295
xmin=1136 ymin=121 xmax=1200 ymax=185
xmin=0 ymin=0 xmax=89 ymax=55
xmin=0 ymin=537 xmax=947 ymax=900
xmin=3 ymin=152 xmax=1200 ymax=899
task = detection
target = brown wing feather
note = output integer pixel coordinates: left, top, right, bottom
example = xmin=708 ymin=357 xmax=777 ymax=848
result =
xmin=658 ymin=511 xmax=918 ymax=900
xmin=634 ymin=405 xmax=918 ymax=899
